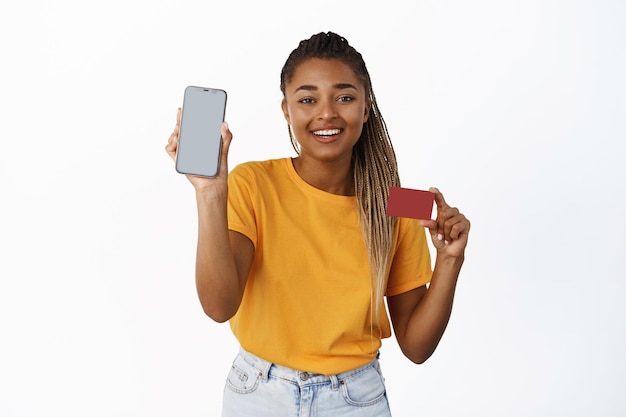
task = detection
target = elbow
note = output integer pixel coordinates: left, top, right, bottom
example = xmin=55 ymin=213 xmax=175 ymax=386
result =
xmin=414 ymin=353 xmax=433 ymax=365
xmin=196 ymin=287 xmax=242 ymax=323
xmin=400 ymin=344 xmax=436 ymax=365
xmin=406 ymin=352 xmax=432 ymax=365
xmin=207 ymin=312 xmax=232 ymax=323
xmin=200 ymin=303 xmax=237 ymax=323
xmin=396 ymin=330 xmax=443 ymax=365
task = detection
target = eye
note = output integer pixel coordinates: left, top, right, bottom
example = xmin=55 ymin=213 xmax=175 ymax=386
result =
xmin=337 ymin=96 xmax=354 ymax=102
xmin=299 ymin=97 xmax=315 ymax=104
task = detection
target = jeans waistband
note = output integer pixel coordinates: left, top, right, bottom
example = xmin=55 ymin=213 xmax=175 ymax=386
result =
xmin=237 ymin=347 xmax=380 ymax=390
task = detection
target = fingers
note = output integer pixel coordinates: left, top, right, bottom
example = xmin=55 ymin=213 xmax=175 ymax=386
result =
xmin=441 ymin=211 xmax=470 ymax=241
xmin=165 ymin=108 xmax=181 ymax=160
xmin=421 ymin=188 xmax=470 ymax=252
xmin=437 ymin=204 xmax=466 ymax=240
xmin=165 ymin=135 xmax=177 ymax=160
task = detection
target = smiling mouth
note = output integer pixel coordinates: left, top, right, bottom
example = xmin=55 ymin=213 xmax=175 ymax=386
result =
xmin=313 ymin=129 xmax=341 ymax=137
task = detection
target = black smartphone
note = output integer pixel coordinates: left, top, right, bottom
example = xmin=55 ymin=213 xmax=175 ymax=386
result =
xmin=175 ymin=86 xmax=227 ymax=177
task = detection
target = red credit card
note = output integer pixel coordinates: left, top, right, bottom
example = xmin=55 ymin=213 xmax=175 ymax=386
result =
xmin=386 ymin=187 xmax=435 ymax=220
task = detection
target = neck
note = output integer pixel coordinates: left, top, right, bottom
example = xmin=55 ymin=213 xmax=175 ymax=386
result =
xmin=292 ymin=156 xmax=354 ymax=196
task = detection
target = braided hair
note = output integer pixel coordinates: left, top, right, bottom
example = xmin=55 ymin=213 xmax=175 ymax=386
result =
xmin=280 ymin=32 xmax=401 ymax=327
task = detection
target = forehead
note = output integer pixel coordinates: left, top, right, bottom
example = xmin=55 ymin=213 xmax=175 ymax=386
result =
xmin=286 ymin=58 xmax=365 ymax=90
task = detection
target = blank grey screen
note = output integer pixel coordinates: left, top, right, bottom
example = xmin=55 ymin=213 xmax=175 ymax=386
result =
xmin=175 ymin=87 xmax=226 ymax=177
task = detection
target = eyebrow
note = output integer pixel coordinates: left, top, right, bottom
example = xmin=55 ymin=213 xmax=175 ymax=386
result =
xmin=295 ymin=83 xmax=358 ymax=92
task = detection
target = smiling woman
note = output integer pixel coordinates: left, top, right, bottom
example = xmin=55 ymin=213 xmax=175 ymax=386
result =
xmin=164 ymin=31 xmax=470 ymax=416
xmin=281 ymin=58 xmax=371 ymax=193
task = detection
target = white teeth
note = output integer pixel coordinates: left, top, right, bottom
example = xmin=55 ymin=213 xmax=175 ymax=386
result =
xmin=314 ymin=129 xmax=341 ymax=136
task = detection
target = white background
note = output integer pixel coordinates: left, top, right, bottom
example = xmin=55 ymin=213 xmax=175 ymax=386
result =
xmin=1 ymin=1 xmax=625 ymax=416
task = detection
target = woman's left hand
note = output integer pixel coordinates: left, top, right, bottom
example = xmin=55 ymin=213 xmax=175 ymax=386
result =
xmin=419 ymin=187 xmax=470 ymax=259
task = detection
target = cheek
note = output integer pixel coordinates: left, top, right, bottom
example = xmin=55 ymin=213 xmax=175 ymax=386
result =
xmin=348 ymin=106 xmax=368 ymax=125
xmin=289 ymin=109 xmax=310 ymax=127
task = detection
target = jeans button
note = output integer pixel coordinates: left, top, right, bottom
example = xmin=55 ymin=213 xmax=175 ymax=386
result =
xmin=299 ymin=372 xmax=309 ymax=381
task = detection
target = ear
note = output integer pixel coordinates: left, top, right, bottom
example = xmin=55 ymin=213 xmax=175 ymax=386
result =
xmin=363 ymin=97 xmax=372 ymax=123
xmin=281 ymin=99 xmax=291 ymax=124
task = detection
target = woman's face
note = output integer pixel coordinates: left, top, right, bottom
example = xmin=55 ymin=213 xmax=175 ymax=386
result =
xmin=281 ymin=58 xmax=371 ymax=164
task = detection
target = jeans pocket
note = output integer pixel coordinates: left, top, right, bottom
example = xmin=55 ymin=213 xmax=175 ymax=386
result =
xmin=225 ymin=353 xmax=262 ymax=394
xmin=340 ymin=364 xmax=387 ymax=407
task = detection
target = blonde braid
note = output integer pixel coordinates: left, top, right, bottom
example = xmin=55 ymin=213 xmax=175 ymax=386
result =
xmin=353 ymin=91 xmax=400 ymax=325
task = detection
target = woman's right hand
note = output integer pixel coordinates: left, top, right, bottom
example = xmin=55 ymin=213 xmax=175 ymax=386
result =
xmin=165 ymin=107 xmax=234 ymax=193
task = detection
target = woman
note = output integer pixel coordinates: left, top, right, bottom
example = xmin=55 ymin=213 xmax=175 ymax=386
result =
xmin=166 ymin=31 xmax=470 ymax=416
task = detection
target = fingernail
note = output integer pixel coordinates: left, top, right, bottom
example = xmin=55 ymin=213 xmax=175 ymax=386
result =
xmin=224 ymin=121 xmax=229 ymax=129
xmin=437 ymin=234 xmax=443 ymax=241
xmin=444 ymin=240 xmax=449 ymax=245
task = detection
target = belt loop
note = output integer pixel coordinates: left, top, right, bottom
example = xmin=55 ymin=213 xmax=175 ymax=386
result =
xmin=330 ymin=374 xmax=339 ymax=391
xmin=243 ymin=347 xmax=273 ymax=382
xmin=260 ymin=359 xmax=272 ymax=382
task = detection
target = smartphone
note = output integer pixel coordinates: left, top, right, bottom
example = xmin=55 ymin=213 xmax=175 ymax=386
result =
xmin=175 ymin=86 xmax=227 ymax=177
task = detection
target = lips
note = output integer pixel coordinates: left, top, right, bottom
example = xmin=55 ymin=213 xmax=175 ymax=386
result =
xmin=312 ymin=128 xmax=342 ymax=143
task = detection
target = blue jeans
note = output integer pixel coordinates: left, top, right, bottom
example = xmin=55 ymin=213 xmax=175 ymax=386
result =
xmin=222 ymin=348 xmax=393 ymax=417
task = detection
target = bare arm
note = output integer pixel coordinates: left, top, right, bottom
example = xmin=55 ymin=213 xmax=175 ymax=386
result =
xmin=388 ymin=256 xmax=462 ymax=364
xmin=388 ymin=188 xmax=470 ymax=364
xmin=194 ymin=191 xmax=254 ymax=322
xmin=165 ymin=109 xmax=254 ymax=322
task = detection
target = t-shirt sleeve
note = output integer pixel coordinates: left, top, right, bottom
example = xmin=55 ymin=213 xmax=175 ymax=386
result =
xmin=385 ymin=217 xmax=433 ymax=297
xmin=227 ymin=164 xmax=258 ymax=247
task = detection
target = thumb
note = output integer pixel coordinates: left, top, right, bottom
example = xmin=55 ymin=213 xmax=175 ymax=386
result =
xmin=430 ymin=187 xmax=450 ymax=211
xmin=217 ymin=121 xmax=233 ymax=175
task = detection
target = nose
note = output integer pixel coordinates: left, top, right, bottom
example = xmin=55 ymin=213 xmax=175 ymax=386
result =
xmin=317 ymin=99 xmax=338 ymax=120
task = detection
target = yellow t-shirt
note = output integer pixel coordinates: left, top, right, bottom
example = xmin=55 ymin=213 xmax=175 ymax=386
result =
xmin=227 ymin=158 xmax=432 ymax=375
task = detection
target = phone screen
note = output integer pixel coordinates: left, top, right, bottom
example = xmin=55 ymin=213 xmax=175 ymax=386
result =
xmin=175 ymin=86 xmax=227 ymax=177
